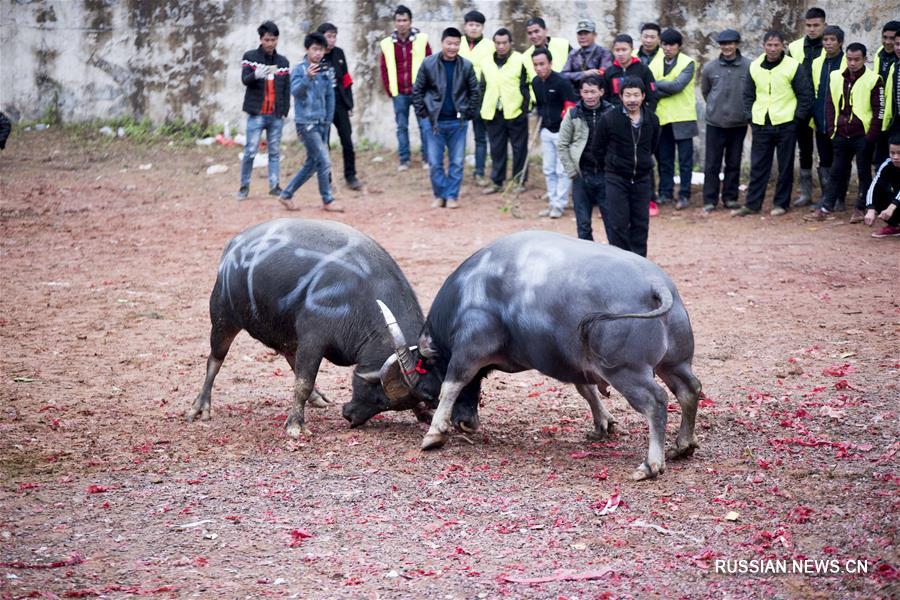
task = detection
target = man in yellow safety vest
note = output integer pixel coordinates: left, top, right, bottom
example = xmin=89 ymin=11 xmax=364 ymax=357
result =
xmin=379 ymin=4 xmax=432 ymax=171
xmin=732 ymin=31 xmax=813 ymax=217
xmin=652 ymin=28 xmax=697 ymax=210
xmin=806 ymin=43 xmax=884 ymax=223
xmin=873 ymin=21 xmax=900 ymax=164
xmin=480 ymin=28 xmax=532 ymax=195
xmin=458 ymin=10 xmax=495 ymax=186
xmin=787 ymin=7 xmax=827 ymax=207
xmin=522 ymin=17 xmax=572 ymax=79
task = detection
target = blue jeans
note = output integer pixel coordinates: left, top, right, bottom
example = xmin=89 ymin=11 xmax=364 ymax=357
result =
xmin=572 ymin=171 xmax=606 ymax=241
xmin=393 ymin=94 xmax=426 ymax=165
xmin=282 ymin=122 xmax=333 ymax=204
xmin=472 ymin=115 xmax=487 ymax=177
xmin=426 ymin=119 xmax=468 ymax=200
xmin=656 ymin=124 xmax=694 ymax=201
xmin=240 ymin=114 xmax=283 ymax=189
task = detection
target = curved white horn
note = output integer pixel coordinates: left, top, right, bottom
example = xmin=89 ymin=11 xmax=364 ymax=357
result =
xmin=376 ymin=299 xmax=418 ymax=387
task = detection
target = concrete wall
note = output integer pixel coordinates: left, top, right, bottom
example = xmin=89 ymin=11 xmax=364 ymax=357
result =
xmin=0 ymin=0 xmax=893 ymax=146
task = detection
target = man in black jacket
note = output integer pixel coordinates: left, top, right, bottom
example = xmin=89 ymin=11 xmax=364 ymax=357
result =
xmin=237 ymin=21 xmax=291 ymax=200
xmin=412 ymin=27 xmax=481 ymax=209
xmin=595 ymin=77 xmax=660 ymax=257
xmin=605 ymin=34 xmax=655 ymax=108
xmin=318 ymin=23 xmax=362 ymax=190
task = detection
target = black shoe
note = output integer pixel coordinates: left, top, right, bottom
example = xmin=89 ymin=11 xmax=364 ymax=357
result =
xmin=236 ymin=185 xmax=249 ymax=200
xmin=346 ymin=178 xmax=363 ymax=191
xmin=723 ymin=200 xmax=740 ymax=209
xmin=268 ymin=185 xmax=283 ymax=197
xmin=833 ymin=200 xmax=846 ymax=212
xmin=675 ymin=198 xmax=689 ymax=210
xmin=658 ymin=196 xmax=674 ymax=205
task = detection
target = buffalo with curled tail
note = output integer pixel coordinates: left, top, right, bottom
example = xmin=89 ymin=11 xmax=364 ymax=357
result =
xmin=376 ymin=231 xmax=702 ymax=480
xmin=188 ymin=218 xmax=440 ymax=436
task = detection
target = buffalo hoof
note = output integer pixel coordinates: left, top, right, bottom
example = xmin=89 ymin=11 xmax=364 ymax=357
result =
xmin=285 ymin=423 xmax=312 ymax=439
xmin=186 ymin=401 xmax=211 ymax=423
xmin=457 ymin=420 xmax=479 ymax=434
xmin=666 ymin=440 xmax=699 ymax=461
xmin=308 ymin=388 xmax=330 ymax=408
xmin=586 ymin=418 xmax=615 ymax=441
xmin=631 ymin=460 xmax=664 ymax=481
xmin=421 ymin=431 xmax=448 ymax=450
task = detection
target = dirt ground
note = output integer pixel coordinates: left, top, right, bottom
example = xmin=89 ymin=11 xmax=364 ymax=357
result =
xmin=0 ymin=128 xmax=897 ymax=599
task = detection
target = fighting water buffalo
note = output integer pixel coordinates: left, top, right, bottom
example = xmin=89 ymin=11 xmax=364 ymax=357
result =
xmin=376 ymin=231 xmax=702 ymax=480
xmin=188 ymin=218 xmax=439 ymax=436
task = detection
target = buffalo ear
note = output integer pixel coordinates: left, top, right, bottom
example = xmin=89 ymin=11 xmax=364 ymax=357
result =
xmin=418 ymin=334 xmax=438 ymax=359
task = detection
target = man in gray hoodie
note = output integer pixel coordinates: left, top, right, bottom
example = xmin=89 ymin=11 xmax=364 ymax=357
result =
xmin=701 ymin=29 xmax=751 ymax=211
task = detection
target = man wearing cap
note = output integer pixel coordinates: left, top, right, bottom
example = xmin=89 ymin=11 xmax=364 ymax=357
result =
xmin=700 ymin=29 xmax=750 ymax=211
xmin=804 ymin=25 xmax=846 ymax=209
xmin=733 ymin=31 xmax=813 ymax=217
xmin=318 ymin=22 xmax=362 ymax=191
xmin=787 ymin=7 xmax=827 ymax=208
xmin=458 ymin=10 xmax=494 ymax=186
xmin=379 ymin=5 xmax=432 ymax=172
xmin=561 ymin=18 xmax=612 ymax=90
xmin=523 ymin=17 xmax=572 ymax=78
xmin=652 ymin=28 xmax=697 ymax=210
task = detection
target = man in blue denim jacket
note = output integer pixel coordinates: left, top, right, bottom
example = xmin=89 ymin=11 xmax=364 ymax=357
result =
xmin=279 ymin=32 xmax=344 ymax=212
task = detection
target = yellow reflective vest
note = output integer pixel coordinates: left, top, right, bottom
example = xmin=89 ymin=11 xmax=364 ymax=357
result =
xmin=523 ymin=36 xmax=571 ymax=78
xmin=749 ymin=54 xmax=801 ymax=126
xmin=480 ymin=52 xmax=530 ymax=120
xmin=811 ymin=52 xmax=847 ymax=99
xmin=633 ymin=47 xmax=664 ymax=73
xmin=787 ymin=38 xmax=808 ymax=62
xmin=458 ymin=36 xmax=495 ymax=79
xmin=829 ymin=66 xmax=881 ymax=136
xmin=651 ymin=52 xmax=697 ymax=125
xmin=885 ymin=62 xmax=896 ymax=129
xmin=380 ymin=33 xmax=429 ymax=97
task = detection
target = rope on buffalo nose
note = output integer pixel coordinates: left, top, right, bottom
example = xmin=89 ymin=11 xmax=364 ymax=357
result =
xmin=404 ymin=359 xmax=428 ymax=377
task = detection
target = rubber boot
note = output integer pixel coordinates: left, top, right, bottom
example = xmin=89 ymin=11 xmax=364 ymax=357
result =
xmin=812 ymin=166 xmax=831 ymax=212
xmin=793 ymin=168 xmax=813 ymax=207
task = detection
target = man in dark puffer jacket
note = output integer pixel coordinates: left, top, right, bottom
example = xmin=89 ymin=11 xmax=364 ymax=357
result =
xmin=237 ymin=21 xmax=291 ymax=200
xmin=595 ymin=76 xmax=661 ymax=257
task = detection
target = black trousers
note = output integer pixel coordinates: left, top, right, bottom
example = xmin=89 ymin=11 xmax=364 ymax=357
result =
xmin=745 ymin=123 xmax=797 ymax=211
xmin=327 ymin=102 xmax=356 ymax=181
xmin=703 ymin=124 xmax=747 ymax=207
xmin=815 ymin=130 xmax=834 ymax=169
xmin=485 ymin=112 xmax=528 ymax=187
xmin=825 ymin=136 xmax=874 ymax=211
xmin=874 ymin=118 xmax=900 ymax=163
xmin=797 ymin=120 xmax=815 ymax=170
xmin=601 ymin=173 xmax=652 ymax=257
xmin=572 ymin=171 xmax=605 ymax=241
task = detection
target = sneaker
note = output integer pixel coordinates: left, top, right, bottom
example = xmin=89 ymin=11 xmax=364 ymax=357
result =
xmin=512 ymin=185 xmax=526 ymax=194
xmin=538 ymin=207 xmax=552 ymax=217
xmin=723 ymin=200 xmax=740 ymax=209
xmin=770 ymin=206 xmax=787 ymax=217
xmin=482 ymin=185 xmax=501 ymax=196
xmin=278 ymin=195 xmax=299 ymax=211
xmin=803 ymin=208 xmax=834 ymax=222
xmin=421 ymin=162 xmax=430 ymax=170
xmin=346 ymin=178 xmax=363 ymax=191
xmin=649 ymin=201 xmax=660 ymax=217
xmin=474 ymin=175 xmax=490 ymax=187
xmin=658 ymin=195 xmax=674 ymax=205
xmin=703 ymin=204 xmax=716 ymax=212
xmin=833 ymin=200 xmax=846 ymax=212
xmin=871 ymin=225 xmax=900 ymax=238
xmin=322 ymin=201 xmax=345 ymax=213
xmin=398 ymin=162 xmax=410 ymax=172
xmin=236 ymin=185 xmax=249 ymax=200
xmin=431 ymin=198 xmax=445 ymax=208
xmin=548 ymin=207 xmax=563 ymax=219
xmin=675 ymin=198 xmax=689 ymax=211
xmin=268 ymin=185 xmax=283 ymax=197
xmin=446 ymin=199 xmax=459 ymax=209
xmin=849 ymin=208 xmax=865 ymax=224
xmin=731 ymin=206 xmax=758 ymax=217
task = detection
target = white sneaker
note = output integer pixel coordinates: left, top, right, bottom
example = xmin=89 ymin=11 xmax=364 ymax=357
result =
xmin=398 ymin=163 xmax=410 ymax=172
xmin=538 ymin=207 xmax=552 ymax=217
xmin=549 ymin=207 xmax=563 ymax=219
